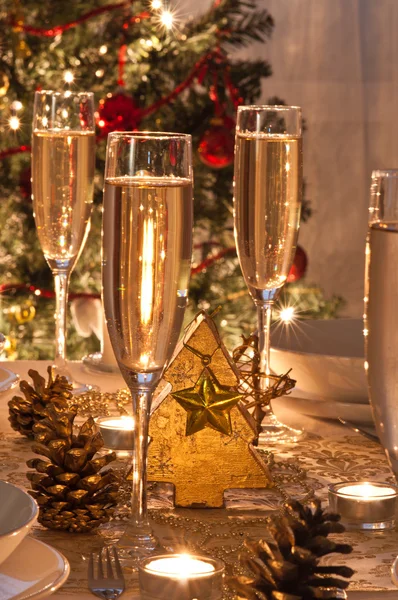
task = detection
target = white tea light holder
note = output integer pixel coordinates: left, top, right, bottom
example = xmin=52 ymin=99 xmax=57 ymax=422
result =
xmin=328 ymin=481 xmax=398 ymax=530
xmin=95 ymin=416 xmax=135 ymax=451
xmin=138 ymin=554 xmax=225 ymax=600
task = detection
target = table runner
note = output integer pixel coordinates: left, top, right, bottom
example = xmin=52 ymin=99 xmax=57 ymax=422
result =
xmin=0 ymin=360 xmax=397 ymax=599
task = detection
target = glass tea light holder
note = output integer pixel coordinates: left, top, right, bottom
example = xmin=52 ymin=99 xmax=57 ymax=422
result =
xmin=138 ymin=554 xmax=225 ymax=600
xmin=96 ymin=416 xmax=135 ymax=452
xmin=328 ymin=481 xmax=398 ymax=530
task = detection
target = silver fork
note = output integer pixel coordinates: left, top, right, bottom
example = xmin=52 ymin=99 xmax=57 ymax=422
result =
xmin=88 ymin=546 xmax=125 ymax=600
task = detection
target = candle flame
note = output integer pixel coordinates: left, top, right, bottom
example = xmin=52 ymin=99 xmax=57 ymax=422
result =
xmin=339 ymin=482 xmax=396 ymax=499
xmin=146 ymin=554 xmax=215 ymax=577
xmin=99 ymin=416 xmax=135 ymax=430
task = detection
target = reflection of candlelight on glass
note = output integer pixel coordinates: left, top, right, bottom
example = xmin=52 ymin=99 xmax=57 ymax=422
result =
xmin=141 ymin=216 xmax=155 ymax=325
xmin=96 ymin=416 xmax=135 ymax=451
xmin=329 ymin=481 xmax=398 ymax=530
xmin=139 ymin=554 xmax=225 ymax=600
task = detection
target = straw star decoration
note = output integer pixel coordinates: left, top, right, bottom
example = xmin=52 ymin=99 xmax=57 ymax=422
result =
xmin=171 ymin=368 xmax=242 ymax=436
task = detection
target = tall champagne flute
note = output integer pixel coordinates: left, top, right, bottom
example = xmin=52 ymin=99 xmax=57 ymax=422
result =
xmin=233 ymin=105 xmax=303 ymax=444
xmin=31 ymin=90 xmax=95 ymax=393
xmin=102 ymin=132 xmax=193 ymax=557
xmin=365 ymin=170 xmax=398 ymax=478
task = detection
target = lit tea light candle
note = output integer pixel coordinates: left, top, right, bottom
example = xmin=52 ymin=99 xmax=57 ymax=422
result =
xmin=329 ymin=481 xmax=398 ymax=530
xmin=96 ymin=416 xmax=135 ymax=451
xmin=338 ymin=483 xmax=396 ymax=498
xmin=138 ymin=553 xmax=225 ymax=600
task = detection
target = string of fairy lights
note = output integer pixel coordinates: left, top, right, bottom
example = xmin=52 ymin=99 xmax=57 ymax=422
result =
xmin=4 ymin=0 xmax=176 ymax=133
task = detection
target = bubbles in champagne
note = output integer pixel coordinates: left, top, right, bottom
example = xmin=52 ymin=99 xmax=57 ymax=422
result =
xmin=31 ymin=130 xmax=95 ymax=271
xmin=102 ymin=176 xmax=193 ymax=376
xmin=234 ymin=134 xmax=302 ymax=302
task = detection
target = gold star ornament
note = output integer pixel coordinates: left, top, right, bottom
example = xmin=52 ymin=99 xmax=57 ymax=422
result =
xmin=171 ymin=369 xmax=242 ymax=436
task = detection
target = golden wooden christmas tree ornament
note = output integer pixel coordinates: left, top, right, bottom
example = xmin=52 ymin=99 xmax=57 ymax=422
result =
xmin=147 ymin=311 xmax=272 ymax=508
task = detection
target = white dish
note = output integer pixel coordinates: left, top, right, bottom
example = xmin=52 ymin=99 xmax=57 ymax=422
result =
xmin=292 ymin=386 xmax=368 ymax=405
xmin=271 ymin=319 xmax=368 ymax=404
xmin=0 ymin=536 xmax=69 ymax=600
xmin=279 ymin=394 xmax=374 ymax=424
xmin=0 ymin=481 xmax=38 ymax=565
xmin=0 ymin=367 xmax=19 ymax=394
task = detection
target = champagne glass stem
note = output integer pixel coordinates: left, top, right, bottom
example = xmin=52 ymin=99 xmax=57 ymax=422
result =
xmin=53 ymin=271 xmax=69 ymax=369
xmin=257 ymin=301 xmax=273 ymax=384
xmin=254 ymin=302 xmax=273 ymax=426
xmin=130 ymin=389 xmax=151 ymax=528
xmin=118 ymin=387 xmax=157 ymax=556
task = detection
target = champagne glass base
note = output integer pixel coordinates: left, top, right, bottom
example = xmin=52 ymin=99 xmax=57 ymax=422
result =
xmin=257 ymin=412 xmax=304 ymax=445
xmin=70 ymin=379 xmax=98 ymax=395
xmin=82 ymin=352 xmax=120 ymax=375
xmin=116 ymin=523 xmax=159 ymax=563
xmin=0 ymin=367 xmax=20 ymax=394
xmin=52 ymin=364 xmax=98 ymax=395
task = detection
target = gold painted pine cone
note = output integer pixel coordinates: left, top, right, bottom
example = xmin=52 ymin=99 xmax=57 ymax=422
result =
xmin=228 ymin=499 xmax=354 ymax=600
xmin=8 ymin=366 xmax=73 ymax=437
xmin=26 ymin=402 xmax=120 ymax=532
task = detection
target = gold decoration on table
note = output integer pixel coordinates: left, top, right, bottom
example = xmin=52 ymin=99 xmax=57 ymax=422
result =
xmin=147 ymin=311 xmax=272 ymax=508
xmin=233 ymin=334 xmax=296 ymax=434
xmin=8 ymin=366 xmax=73 ymax=438
xmin=229 ymin=498 xmax=354 ymax=600
xmin=76 ymin=387 xmax=131 ymax=418
xmin=172 ymin=368 xmax=242 ymax=436
xmin=26 ymin=404 xmax=120 ymax=533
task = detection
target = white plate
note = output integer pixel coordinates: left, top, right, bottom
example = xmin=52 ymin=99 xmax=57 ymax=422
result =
xmin=0 ymin=367 xmax=19 ymax=394
xmin=280 ymin=394 xmax=374 ymax=424
xmin=0 ymin=536 xmax=70 ymax=600
xmin=292 ymin=386 xmax=369 ymax=405
xmin=271 ymin=319 xmax=368 ymax=403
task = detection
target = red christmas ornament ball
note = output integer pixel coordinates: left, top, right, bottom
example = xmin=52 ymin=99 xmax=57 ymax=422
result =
xmin=97 ymin=92 xmax=140 ymax=137
xmin=287 ymin=245 xmax=308 ymax=283
xmin=198 ymin=117 xmax=235 ymax=169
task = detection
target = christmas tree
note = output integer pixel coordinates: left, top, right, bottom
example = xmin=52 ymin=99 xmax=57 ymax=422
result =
xmin=0 ymin=0 xmax=341 ymax=359
xmin=147 ymin=312 xmax=271 ymax=507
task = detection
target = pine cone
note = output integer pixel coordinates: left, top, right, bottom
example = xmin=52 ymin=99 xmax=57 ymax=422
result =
xmin=26 ymin=405 xmax=120 ymax=533
xmin=8 ymin=367 xmax=73 ymax=437
xmin=229 ymin=499 xmax=354 ymax=600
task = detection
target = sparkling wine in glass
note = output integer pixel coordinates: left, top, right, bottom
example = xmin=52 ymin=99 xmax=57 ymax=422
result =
xmin=31 ymin=90 xmax=96 ymax=393
xmin=365 ymin=170 xmax=398 ymax=478
xmin=233 ymin=105 xmax=303 ymax=444
xmin=102 ymin=132 xmax=193 ymax=558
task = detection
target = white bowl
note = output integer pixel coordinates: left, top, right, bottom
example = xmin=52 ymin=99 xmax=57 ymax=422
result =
xmin=270 ymin=318 xmax=368 ymax=403
xmin=0 ymin=481 xmax=38 ymax=565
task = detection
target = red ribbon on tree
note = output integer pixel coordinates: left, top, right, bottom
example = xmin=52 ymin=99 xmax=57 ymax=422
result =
xmin=0 ymin=282 xmax=100 ymax=301
xmin=0 ymin=145 xmax=30 ymax=160
xmin=11 ymin=1 xmax=135 ymax=37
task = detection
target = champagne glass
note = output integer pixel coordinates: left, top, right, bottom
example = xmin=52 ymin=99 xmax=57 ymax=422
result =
xmin=102 ymin=132 xmax=193 ymax=557
xmin=31 ymin=90 xmax=96 ymax=393
xmin=233 ymin=105 xmax=303 ymax=444
xmin=365 ymin=170 xmax=398 ymax=478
